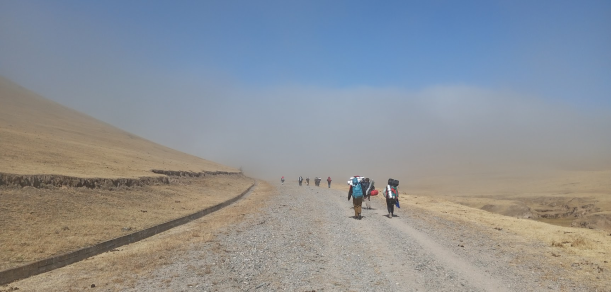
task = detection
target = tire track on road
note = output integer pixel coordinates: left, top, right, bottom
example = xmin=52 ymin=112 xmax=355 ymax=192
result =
xmin=328 ymin=187 xmax=509 ymax=292
xmin=327 ymin=191 xmax=427 ymax=291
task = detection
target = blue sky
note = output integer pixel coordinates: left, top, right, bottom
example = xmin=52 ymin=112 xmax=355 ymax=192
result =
xmin=2 ymin=1 xmax=610 ymax=102
xmin=1 ymin=0 xmax=610 ymax=180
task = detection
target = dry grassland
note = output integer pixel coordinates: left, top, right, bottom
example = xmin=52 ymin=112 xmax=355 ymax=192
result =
xmin=0 ymin=77 xmax=235 ymax=178
xmin=0 ymin=76 xmax=253 ymax=274
xmin=412 ymin=169 xmax=611 ymax=231
xmin=4 ymin=181 xmax=276 ymax=292
xmin=0 ymin=174 xmax=253 ymax=271
xmin=0 ymin=76 xmax=268 ymax=289
xmin=402 ymin=193 xmax=611 ymax=287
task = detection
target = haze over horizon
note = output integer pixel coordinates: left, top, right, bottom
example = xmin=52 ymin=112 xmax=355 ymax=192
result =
xmin=1 ymin=1 xmax=610 ymax=184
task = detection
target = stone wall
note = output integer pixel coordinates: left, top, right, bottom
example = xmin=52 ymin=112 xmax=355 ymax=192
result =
xmin=0 ymin=170 xmax=241 ymax=189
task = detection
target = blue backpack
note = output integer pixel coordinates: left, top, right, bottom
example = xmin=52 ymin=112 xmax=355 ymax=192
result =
xmin=352 ymin=178 xmax=363 ymax=198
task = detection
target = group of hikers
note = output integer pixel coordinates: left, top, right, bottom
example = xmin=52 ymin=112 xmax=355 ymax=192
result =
xmin=348 ymin=176 xmax=399 ymax=220
xmin=282 ymin=176 xmax=332 ymax=188
xmin=280 ymin=175 xmax=399 ymax=220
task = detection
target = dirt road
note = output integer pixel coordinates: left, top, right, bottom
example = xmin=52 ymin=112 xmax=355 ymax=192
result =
xmin=120 ymin=182 xmax=588 ymax=291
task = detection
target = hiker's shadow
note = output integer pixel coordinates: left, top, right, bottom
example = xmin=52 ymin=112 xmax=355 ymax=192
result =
xmin=347 ymin=216 xmax=366 ymax=219
xmin=380 ymin=214 xmax=400 ymax=218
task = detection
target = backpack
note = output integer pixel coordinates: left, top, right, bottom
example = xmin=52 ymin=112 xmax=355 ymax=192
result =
xmin=386 ymin=185 xmax=398 ymax=199
xmin=352 ymin=178 xmax=363 ymax=198
xmin=361 ymin=181 xmax=370 ymax=193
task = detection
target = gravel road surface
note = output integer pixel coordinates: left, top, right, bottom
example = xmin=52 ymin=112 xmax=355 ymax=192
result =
xmin=126 ymin=182 xmax=591 ymax=291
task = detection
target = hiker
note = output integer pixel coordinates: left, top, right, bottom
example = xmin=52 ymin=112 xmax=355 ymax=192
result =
xmin=306 ymin=177 xmax=310 ymax=186
xmin=281 ymin=176 xmax=285 ymax=185
xmin=362 ymin=178 xmax=375 ymax=210
xmin=384 ymin=179 xmax=399 ymax=218
xmin=299 ymin=176 xmax=303 ymax=186
xmin=327 ymin=176 xmax=332 ymax=188
xmin=348 ymin=177 xmax=365 ymax=219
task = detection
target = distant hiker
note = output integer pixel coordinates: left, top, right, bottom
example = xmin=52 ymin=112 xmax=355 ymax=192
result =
xmin=327 ymin=176 xmax=332 ymax=188
xmin=281 ymin=176 xmax=285 ymax=185
xmin=384 ymin=179 xmax=399 ymax=218
xmin=348 ymin=177 xmax=365 ymax=219
xmin=306 ymin=177 xmax=310 ymax=186
xmin=299 ymin=176 xmax=303 ymax=186
xmin=316 ymin=177 xmax=321 ymax=186
xmin=362 ymin=178 xmax=375 ymax=210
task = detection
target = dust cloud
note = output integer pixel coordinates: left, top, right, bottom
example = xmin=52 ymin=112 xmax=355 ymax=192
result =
xmin=3 ymin=67 xmax=609 ymax=187
xmin=180 ymin=85 xmax=611 ymax=187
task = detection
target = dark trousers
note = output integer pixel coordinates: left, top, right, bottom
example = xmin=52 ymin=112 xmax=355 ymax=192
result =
xmin=328 ymin=182 xmax=331 ymax=188
xmin=386 ymin=198 xmax=395 ymax=215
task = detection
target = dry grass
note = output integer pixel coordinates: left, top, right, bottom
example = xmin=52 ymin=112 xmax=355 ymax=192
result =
xmin=406 ymin=168 xmax=611 ymax=230
xmin=0 ymin=76 xmax=251 ymax=272
xmin=0 ymin=74 xmax=258 ymax=291
xmin=6 ymin=181 xmax=277 ymax=291
xmin=429 ymin=171 xmax=611 ymax=235
xmin=0 ymin=76 xmax=236 ymax=178
xmin=0 ymin=174 xmax=254 ymax=271
xmin=401 ymin=193 xmax=611 ymax=289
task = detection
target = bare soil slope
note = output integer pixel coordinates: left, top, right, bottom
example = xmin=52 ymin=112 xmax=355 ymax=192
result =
xmin=0 ymin=76 xmax=236 ymax=178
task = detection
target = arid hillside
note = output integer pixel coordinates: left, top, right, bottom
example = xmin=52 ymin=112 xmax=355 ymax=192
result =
xmin=0 ymin=76 xmax=252 ymax=274
xmin=0 ymin=76 xmax=236 ymax=178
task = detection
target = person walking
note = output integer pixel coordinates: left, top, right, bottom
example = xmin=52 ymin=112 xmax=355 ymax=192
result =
xmin=327 ymin=176 xmax=332 ymax=188
xmin=384 ymin=179 xmax=399 ymax=218
xmin=299 ymin=176 xmax=303 ymax=186
xmin=348 ymin=177 xmax=365 ymax=220
xmin=362 ymin=178 xmax=375 ymax=210
xmin=306 ymin=177 xmax=310 ymax=186
xmin=281 ymin=176 xmax=285 ymax=185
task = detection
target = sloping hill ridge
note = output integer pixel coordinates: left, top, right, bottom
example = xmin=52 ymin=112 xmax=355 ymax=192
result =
xmin=0 ymin=76 xmax=236 ymax=178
